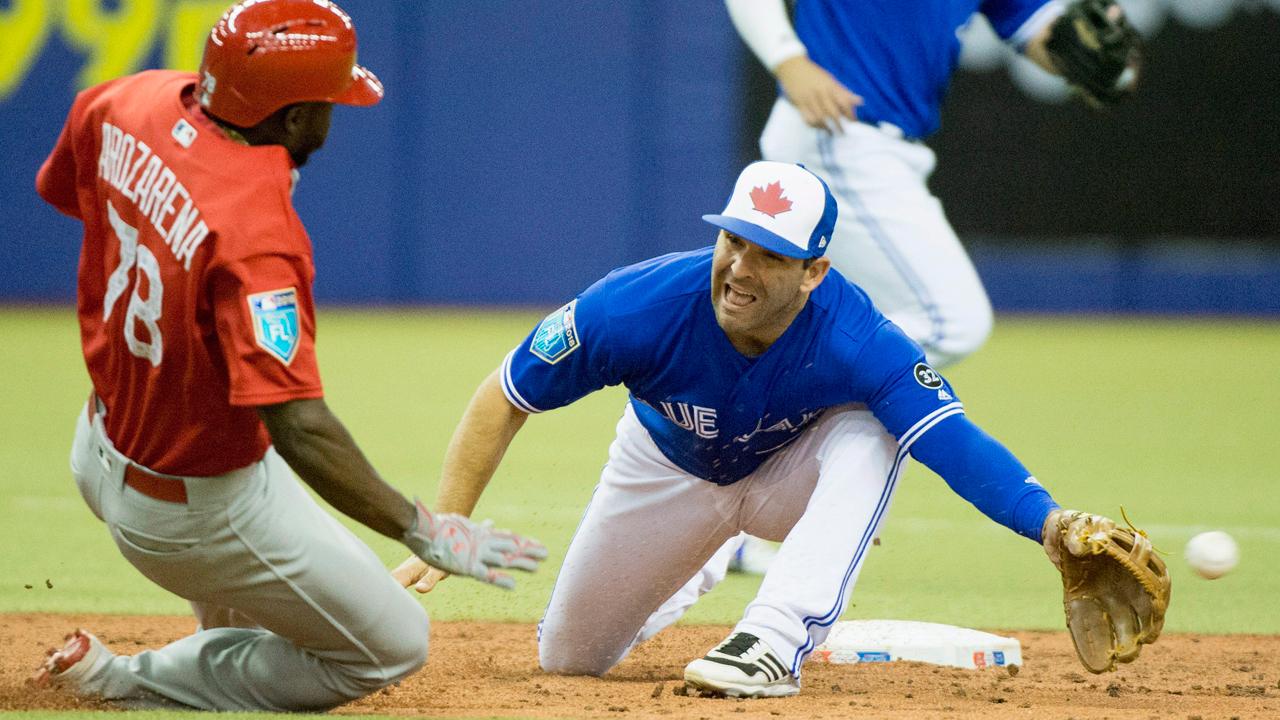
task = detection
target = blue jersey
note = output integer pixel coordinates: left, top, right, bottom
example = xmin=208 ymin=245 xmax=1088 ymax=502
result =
xmin=500 ymin=247 xmax=962 ymax=485
xmin=794 ymin=0 xmax=1060 ymax=139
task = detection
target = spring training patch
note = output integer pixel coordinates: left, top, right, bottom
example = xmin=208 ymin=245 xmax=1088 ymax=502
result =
xmin=248 ymin=287 xmax=301 ymax=365
xmin=530 ymin=299 xmax=580 ymax=365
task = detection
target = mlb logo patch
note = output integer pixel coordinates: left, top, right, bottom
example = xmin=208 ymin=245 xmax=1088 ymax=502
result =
xmin=530 ymin=299 xmax=580 ymax=365
xmin=171 ymin=119 xmax=197 ymax=148
xmin=248 ymin=288 xmax=301 ymax=365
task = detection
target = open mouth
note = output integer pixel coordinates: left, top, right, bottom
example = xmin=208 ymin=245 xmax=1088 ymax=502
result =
xmin=723 ymin=283 xmax=756 ymax=309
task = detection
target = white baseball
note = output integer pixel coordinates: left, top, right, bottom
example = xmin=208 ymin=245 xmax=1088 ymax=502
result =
xmin=1184 ymin=531 xmax=1239 ymax=579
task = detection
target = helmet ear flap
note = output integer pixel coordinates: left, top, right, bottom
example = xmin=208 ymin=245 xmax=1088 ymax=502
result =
xmin=197 ymin=0 xmax=382 ymax=128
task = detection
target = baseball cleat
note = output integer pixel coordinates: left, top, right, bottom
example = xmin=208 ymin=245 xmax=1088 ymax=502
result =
xmin=29 ymin=629 xmax=112 ymax=692
xmin=684 ymin=632 xmax=799 ymax=698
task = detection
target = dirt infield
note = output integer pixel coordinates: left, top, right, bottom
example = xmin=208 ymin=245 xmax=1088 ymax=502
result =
xmin=3 ymin=614 xmax=1279 ymax=719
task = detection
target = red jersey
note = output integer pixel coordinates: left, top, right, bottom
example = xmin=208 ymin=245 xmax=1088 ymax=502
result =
xmin=37 ymin=70 xmax=324 ymax=476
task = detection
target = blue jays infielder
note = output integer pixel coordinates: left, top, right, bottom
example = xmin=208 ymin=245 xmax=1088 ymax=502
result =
xmin=721 ymin=0 xmax=1142 ymax=576
xmin=392 ymin=161 xmax=1157 ymax=697
xmin=724 ymin=0 xmax=1141 ymax=368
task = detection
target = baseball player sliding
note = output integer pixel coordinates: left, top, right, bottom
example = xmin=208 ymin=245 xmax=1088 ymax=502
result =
xmin=722 ymin=0 xmax=1143 ymax=577
xmin=29 ymin=0 xmax=545 ymax=711
xmin=395 ymin=161 xmax=1168 ymax=697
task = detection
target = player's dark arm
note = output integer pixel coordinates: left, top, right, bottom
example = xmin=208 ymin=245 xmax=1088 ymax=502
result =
xmin=907 ymin=414 xmax=1060 ymax=542
xmin=258 ymin=397 xmax=415 ymax=539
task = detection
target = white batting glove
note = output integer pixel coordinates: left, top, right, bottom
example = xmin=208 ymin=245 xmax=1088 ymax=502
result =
xmin=401 ymin=498 xmax=548 ymax=590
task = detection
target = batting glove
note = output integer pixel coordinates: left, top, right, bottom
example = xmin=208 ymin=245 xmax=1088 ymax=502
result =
xmin=401 ymin=498 xmax=548 ymax=590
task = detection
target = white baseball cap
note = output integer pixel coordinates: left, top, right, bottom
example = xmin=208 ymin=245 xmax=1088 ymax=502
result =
xmin=703 ymin=161 xmax=838 ymax=260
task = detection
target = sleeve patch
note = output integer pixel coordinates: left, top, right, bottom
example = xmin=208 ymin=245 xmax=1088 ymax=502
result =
xmin=248 ymin=287 xmax=301 ymax=365
xmin=913 ymin=362 xmax=944 ymax=389
xmin=529 ymin=299 xmax=580 ymax=365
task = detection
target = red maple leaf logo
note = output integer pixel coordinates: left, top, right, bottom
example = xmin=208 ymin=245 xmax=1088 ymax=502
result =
xmin=749 ymin=181 xmax=793 ymax=218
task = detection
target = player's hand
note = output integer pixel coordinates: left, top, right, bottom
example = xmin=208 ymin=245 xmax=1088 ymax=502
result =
xmin=392 ymin=555 xmax=451 ymax=593
xmin=391 ymin=555 xmax=428 ymax=587
xmin=416 ymin=566 xmax=449 ymax=593
xmin=1042 ymin=508 xmax=1170 ymax=673
xmin=774 ymin=55 xmax=862 ymax=134
xmin=401 ymin=498 xmax=548 ymax=590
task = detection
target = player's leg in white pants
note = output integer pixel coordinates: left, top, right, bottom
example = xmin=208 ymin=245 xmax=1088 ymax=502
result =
xmin=68 ymin=406 xmax=429 ymax=711
xmin=540 ymin=404 xmax=899 ymax=679
xmin=538 ymin=406 xmax=743 ymax=676
xmin=635 ymin=536 xmax=742 ymax=646
xmin=761 ymin=97 xmax=993 ymax=369
xmin=733 ymin=409 xmax=900 ymax=676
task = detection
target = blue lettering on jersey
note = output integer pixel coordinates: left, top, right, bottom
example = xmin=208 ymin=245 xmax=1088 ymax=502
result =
xmin=658 ymin=401 xmax=719 ymax=439
xmin=735 ymin=408 xmax=825 ymax=455
xmin=248 ymin=287 xmax=300 ymax=365
xmin=530 ymin=300 xmax=580 ymax=365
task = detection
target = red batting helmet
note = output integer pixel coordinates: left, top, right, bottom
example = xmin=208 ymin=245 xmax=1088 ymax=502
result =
xmin=198 ymin=0 xmax=384 ymax=127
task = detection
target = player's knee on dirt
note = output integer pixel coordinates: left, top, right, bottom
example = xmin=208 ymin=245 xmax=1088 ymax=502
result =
xmin=538 ymin=654 xmax=614 ymax=678
xmin=347 ymin=604 xmax=430 ymax=689
xmin=383 ymin=608 xmax=431 ymax=683
xmin=538 ymin=634 xmax=621 ymax=677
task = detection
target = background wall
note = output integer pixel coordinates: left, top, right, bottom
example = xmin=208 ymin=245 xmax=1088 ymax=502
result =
xmin=934 ymin=5 xmax=1280 ymax=314
xmin=2 ymin=1 xmax=744 ymax=305
xmin=2 ymin=0 xmax=1277 ymax=311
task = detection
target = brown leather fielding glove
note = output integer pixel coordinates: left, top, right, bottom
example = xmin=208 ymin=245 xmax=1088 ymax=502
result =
xmin=1042 ymin=509 xmax=1171 ymax=673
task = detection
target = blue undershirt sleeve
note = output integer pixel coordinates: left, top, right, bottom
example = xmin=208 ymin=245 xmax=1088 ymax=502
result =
xmin=907 ymin=413 xmax=1059 ymax=542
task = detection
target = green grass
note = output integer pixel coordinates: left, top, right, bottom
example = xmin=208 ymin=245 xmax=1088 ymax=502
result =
xmin=2 ymin=308 xmax=1277 ymax=635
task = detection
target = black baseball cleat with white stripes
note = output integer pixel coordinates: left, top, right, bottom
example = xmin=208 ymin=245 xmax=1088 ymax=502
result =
xmin=683 ymin=632 xmax=800 ymax=698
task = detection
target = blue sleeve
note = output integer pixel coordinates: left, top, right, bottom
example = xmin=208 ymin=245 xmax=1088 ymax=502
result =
xmin=981 ymin=0 xmax=1062 ymax=46
xmin=908 ymin=414 xmax=1059 ymax=542
xmin=851 ymin=320 xmax=964 ymax=442
xmin=499 ymin=277 xmax=619 ymax=413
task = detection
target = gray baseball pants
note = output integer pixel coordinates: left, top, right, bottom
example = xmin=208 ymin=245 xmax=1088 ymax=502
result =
xmin=67 ymin=404 xmax=428 ymax=711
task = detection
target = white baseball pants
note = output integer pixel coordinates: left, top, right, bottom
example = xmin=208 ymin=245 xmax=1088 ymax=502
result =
xmin=67 ymin=403 xmax=429 ymax=711
xmin=761 ymin=98 xmax=993 ymax=369
xmin=537 ymin=402 xmax=901 ymax=679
